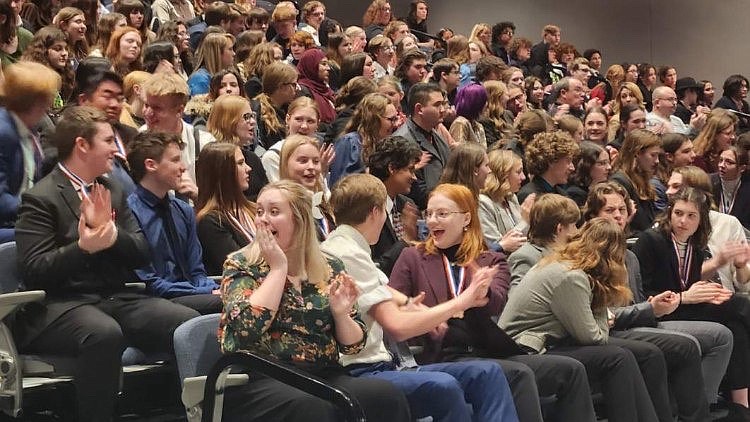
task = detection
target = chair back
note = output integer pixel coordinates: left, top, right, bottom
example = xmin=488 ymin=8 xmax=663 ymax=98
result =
xmin=174 ymin=313 xmax=222 ymax=383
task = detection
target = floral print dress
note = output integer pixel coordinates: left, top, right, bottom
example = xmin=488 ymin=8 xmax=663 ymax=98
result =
xmin=219 ymin=251 xmax=367 ymax=366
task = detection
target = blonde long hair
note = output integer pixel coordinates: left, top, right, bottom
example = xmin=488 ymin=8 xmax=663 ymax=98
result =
xmin=241 ymin=180 xmax=330 ymax=284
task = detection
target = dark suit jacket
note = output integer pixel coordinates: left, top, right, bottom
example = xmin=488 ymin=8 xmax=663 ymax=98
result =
xmin=711 ymin=172 xmax=750 ymax=229
xmin=372 ymin=194 xmax=411 ymax=277
xmin=393 ymin=119 xmax=450 ymax=209
xmin=632 ymin=228 xmax=703 ymax=297
xmin=0 ymin=108 xmax=30 ymax=227
xmin=516 ymin=175 xmax=568 ymax=204
xmin=14 ymin=167 xmax=150 ymax=346
xmin=610 ymin=171 xmax=657 ymax=236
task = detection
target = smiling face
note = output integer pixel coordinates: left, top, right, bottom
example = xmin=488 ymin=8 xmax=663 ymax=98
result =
xmin=234 ymin=146 xmax=251 ymax=191
xmin=80 ymin=80 xmax=124 ymax=123
xmin=286 ymin=143 xmax=321 ymax=190
xmin=286 ymin=106 xmax=319 ymax=136
xmin=255 ymin=188 xmax=295 ymax=251
xmin=66 ymin=14 xmax=87 ymax=42
xmin=546 ymin=156 xmax=575 ymax=185
xmin=585 ymin=112 xmax=607 ymax=143
xmin=119 ymin=31 xmax=142 ymax=63
xmin=151 ymin=142 xmax=186 ymax=191
xmin=426 ymin=193 xmax=469 ymax=248
xmin=670 ymin=199 xmax=700 ymax=242
xmin=83 ymin=122 xmax=118 ymax=176
xmin=46 ymin=40 xmax=68 ymax=70
xmin=388 ymin=161 xmax=417 ymax=195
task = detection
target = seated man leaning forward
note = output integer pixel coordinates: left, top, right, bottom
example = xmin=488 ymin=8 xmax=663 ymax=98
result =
xmin=14 ymin=106 xmax=200 ymax=422
xmin=126 ymin=131 xmax=222 ymax=314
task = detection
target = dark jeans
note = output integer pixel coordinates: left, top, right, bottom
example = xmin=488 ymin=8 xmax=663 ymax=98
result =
xmin=22 ymin=295 xmax=200 ymax=422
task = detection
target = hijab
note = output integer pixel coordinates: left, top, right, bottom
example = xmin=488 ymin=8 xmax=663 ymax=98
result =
xmin=297 ymin=49 xmax=336 ymax=123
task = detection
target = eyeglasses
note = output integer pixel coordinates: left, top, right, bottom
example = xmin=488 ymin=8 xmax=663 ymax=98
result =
xmin=382 ymin=115 xmax=399 ymax=123
xmin=242 ymin=112 xmax=256 ymax=122
xmin=658 ymin=97 xmax=677 ymax=103
xmin=502 ymin=30 xmax=514 ymax=36
xmin=423 ymin=209 xmax=467 ymax=220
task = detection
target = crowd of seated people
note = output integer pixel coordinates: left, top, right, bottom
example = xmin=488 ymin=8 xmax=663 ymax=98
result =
xmin=4 ymin=0 xmax=750 ymax=420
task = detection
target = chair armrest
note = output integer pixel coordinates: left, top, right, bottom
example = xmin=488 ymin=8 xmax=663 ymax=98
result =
xmin=201 ymin=352 xmax=365 ymax=422
xmin=0 ymin=291 xmax=45 ymax=320
xmin=124 ymin=282 xmax=147 ymax=292
xmin=182 ymin=374 xmax=248 ymax=409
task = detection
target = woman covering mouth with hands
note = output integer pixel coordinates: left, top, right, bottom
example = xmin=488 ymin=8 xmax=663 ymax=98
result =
xmin=218 ymin=180 xmax=411 ymax=422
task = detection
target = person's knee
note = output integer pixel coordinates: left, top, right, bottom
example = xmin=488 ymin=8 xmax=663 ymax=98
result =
xmin=82 ymin=318 xmax=125 ymax=355
xmin=416 ymin=372 xmax=465 ymax=402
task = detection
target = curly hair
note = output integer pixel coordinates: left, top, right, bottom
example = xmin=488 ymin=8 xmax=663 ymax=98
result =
xmin=542 ymin=217 xmax=631 ymax=311
xmin=362 ymin=0 xmax=391 ymax=27
xmin=21 ymin=25 xmax=75 ymax=101
xmin=367 ymin=135 xmax=421 ymax=181
xmin=243 ymin=42 xmax=281 ymax=81
xmin=581 ymin=181 xmax=634 ymax=223
xmin=524 ymin=130 xmax=580 ymax=177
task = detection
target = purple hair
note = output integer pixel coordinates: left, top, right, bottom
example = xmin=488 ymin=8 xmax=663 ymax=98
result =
xmin=455 ymin=83 xmax=488 ymax=120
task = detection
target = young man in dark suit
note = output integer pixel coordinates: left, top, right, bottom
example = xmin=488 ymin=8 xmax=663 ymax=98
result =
xmin=14 ymin=106 xmax=200 ymax=422
xmin=367 ymin=135 xmax=421 ymax=276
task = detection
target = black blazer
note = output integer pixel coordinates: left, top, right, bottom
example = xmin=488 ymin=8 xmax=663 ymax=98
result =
xmin=13 ymin=168 xmax=150 ymax=347
xmin=631 ymin=228 xmax=704 ymax=297
xmin=516 ymin=176 xmax=568 ymax=204
xmin=197 ymin=212 xmax=250 ymax=277
xmin=372 ymin=194 xmax=411 ymax=277
xmin=710 ymin=172 xmax=750 ymax=230
xmin=610 ymin=171 xmax=657 ymax=236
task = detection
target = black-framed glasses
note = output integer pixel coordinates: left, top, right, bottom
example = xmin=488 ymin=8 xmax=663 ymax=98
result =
xmin=242 ymin=112 xmax=256 ymax=122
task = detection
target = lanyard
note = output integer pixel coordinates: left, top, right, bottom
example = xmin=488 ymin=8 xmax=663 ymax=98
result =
xmin=57 ymin=162 xmax=90 ymax=199
xmin=719 ymin=179 xmax=741 ymax=214
xmin=113 ymin=132 xmax=127 ymax=160
xmin=442 ymin=255 xmax=466 ymax=298
xmin=671 ymin=236 xmax=693 ymax=291
xmin=227 ymin=209 xmax=255 ymax=242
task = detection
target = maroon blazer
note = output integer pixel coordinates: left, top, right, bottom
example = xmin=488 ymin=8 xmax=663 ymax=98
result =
xmin=388 ymin=246 xmax=511 ymax=319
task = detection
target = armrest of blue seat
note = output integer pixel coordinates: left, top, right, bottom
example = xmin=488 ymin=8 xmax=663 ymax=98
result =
xmin=201 ymin=352 xmax=365 ymax=422
xmin=0 ymin=291 xmax=45 ymax=321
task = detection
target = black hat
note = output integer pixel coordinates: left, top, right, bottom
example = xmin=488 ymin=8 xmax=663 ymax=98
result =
xmin=675 ymin=77 xmax=702 ymax=93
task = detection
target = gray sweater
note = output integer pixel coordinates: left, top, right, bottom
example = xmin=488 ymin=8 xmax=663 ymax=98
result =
xmin=498 ymin=261 xmax=609 ymax=353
